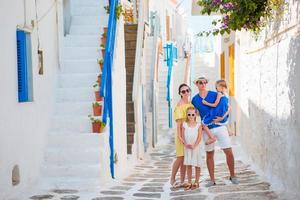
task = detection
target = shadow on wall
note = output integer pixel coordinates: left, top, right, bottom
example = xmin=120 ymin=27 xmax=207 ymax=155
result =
xmin=238 ymin=37 xmax=300 ymax=198
xmin=287 ymin=37 xmax=300 ymax=134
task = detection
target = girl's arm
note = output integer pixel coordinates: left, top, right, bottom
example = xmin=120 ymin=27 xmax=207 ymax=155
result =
xmin=176 ymin=119 xmax=185 ymax=145
xmin=193 ymin=125 xmax=202 ymax=149
xmin=203 ymin=93 xmax=222 ymax=107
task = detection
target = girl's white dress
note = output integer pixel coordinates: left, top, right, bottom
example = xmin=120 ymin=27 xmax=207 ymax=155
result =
xmin=183 ymin=122 xmax=203 ymax=167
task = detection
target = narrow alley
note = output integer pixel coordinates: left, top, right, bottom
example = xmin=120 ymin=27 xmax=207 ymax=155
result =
xmin=25 ymin=129 xmax=279 ymax=200
xmin=1 ymin=0 xmax=299 ymax=199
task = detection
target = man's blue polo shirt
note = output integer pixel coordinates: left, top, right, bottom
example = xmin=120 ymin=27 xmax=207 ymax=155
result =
xmin=192 ymin=91 xmax=220 ymax=129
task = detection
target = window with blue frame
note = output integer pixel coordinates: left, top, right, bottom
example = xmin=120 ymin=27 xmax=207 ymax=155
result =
xmin=16 ymin=30 xmax=33 ymax=102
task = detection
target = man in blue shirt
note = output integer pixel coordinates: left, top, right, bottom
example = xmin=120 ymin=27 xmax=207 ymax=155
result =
xmin=192 ymin=77 xmax=238 ymax=186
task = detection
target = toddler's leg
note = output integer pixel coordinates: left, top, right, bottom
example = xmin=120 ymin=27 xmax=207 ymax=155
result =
xmin=202 ymin=125 xmax=216 ymax=145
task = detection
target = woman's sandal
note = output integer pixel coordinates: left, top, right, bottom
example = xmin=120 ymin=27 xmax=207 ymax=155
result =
xmin=184 ymin=183 xmax=193 ymax=191
xmin=171 ymin=181 xmax=181 ymax=189
xmin=191 ymin=182 xmax=200 ymax=190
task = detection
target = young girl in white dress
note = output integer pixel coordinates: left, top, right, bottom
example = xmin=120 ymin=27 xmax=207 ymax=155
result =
xmin=182 ymin=107 xmax=203 ymax=190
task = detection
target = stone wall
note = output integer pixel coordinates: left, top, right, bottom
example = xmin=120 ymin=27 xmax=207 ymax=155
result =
xmin=235 ymin=1 xmax=300 ymax=196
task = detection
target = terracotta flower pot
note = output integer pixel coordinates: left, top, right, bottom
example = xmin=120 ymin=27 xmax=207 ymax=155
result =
xmin=95 ymin=91 xmax=104 ymax=101
xmin=96 ymin=75 xmax=102 ymax=84
xmin=93 ymin=104 xmax=102 ymax=116
xmin=101 ymin=37 xmax=106 ymax=45
xmin=99 ymin=63 xmax=103 ymax=71
xmin=92 ymin=122 xmax=102 ymax=133
xmin=103 ymin=27 xmax=108 ymax=33
xmin=101 ymin=49 xmax=105 ymax=57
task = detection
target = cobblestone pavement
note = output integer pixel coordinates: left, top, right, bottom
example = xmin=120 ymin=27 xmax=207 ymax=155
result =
xmin=27 ymin=131 xmax=280 ymax=200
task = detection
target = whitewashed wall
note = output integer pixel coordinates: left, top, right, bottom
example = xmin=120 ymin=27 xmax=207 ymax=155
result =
xmin=0 ymin=0 xmax=62 ymax=198
xmin=111 ymin=13 xmax=129 ymax=178
xmin=235 ymin=1 xmax=300 ymax=197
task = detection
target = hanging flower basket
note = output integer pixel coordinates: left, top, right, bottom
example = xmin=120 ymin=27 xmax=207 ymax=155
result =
xmin=196 ymin=0 xmax=285 ymax=36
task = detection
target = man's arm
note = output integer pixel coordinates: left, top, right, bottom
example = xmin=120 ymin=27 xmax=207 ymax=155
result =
xmin=213 ymin=104 xmax=231 ymax=123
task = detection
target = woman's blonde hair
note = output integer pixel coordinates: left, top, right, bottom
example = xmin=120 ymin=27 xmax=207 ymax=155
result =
xmin=186 ymin=106 xmax=197 ymax=122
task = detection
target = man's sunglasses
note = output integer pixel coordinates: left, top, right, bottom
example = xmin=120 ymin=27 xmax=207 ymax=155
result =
xmin=180 ymin=89 xmax=190 ymax=94
xmin=187 ymin=113 xmax=195 ymax=117
xmin=197 ymin=81 xmax=207 ymax=85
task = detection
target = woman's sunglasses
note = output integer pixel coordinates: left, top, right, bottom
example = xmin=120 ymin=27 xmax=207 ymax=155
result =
xmin=180 ymin=89 xmax=190 ymax=94
xmin=187 ymin=113 xmax=195 ymax=117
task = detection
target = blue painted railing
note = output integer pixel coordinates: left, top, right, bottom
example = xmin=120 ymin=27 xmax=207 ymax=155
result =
xmin=100 ymin=0 xmax=118 ymax=179
xmin=164 ymin=43 xmax=178 ymax=128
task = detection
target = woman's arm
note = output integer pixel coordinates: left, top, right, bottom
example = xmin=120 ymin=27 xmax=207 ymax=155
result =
xmin=203 ymin=93 xmax=222 ymax=107
xmin=193 ymin=125 xmax=203 ymax=148
xmin=176 ymin=119 xmax=185 ymax=145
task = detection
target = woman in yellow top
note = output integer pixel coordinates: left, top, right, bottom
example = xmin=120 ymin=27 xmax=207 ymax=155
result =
xmin=170 ymin=83 xmax=194 ymax=188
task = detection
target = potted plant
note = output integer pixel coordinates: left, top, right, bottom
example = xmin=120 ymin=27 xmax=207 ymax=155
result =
xmin=104 ymin=5 xmax=110 ymax=14
xmin=103 ymin=27 xmax=108 ymax=34
xmin=97 ymin=58 xmax=104 ymax=71
xmin=92 ymin=101 xmax=102 ymax=116
xmin=88 ymin=115 xmax=106 ymax=133
xmin=100 ymin=44 xmax=105 ymax=57
xmin=102 ymin=32 xmax=107 ymax=38
xmin=101 ymin=35 xmax=106 ymax=45
xmin=103 ymin=3 xmax=124 ymax=20
xmin=93 ymin=83 xmax=103 ymax=101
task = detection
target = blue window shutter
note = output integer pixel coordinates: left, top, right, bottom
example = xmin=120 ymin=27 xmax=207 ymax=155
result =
xmin=16 ymin=30 xmax=29 ymax=102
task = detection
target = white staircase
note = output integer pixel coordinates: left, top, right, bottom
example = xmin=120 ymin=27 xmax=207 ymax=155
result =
xmin=158 ymin=63 xmax=170 ymax=131
xmin=38 ymin=0 xmax=110 ymax=191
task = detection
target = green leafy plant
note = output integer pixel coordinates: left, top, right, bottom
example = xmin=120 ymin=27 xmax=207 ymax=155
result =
xmin=104 ymin=5 xmax=110 ymax=14
xmin=103 ymin=3 xmax=124 ymax=20
xmin=92 ymin=101 xmax=101 ymax=107
xmin=93 ymin=83 xmax=99 ymax=91
xmin=102 ymin=32 xmax=107 ymax=38
xmin=100 ymin=44 xmax=105 ymax=49
xmin=197 ymin=0 xmax=286 ymax=37
xmin=98 ymin=58 xmax=104 ymax=65
xmin=88 ymin=115 xmax=106 ymax=127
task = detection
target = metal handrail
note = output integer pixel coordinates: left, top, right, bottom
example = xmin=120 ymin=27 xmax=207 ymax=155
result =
xmin=100 ymin=0 xmax=118 ymax=179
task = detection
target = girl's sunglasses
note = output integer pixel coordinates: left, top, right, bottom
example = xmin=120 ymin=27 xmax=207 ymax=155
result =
xmin=180 ymin=89 xmax=190 ymax=94
xmin=187 ymin=113 xmax=195 ymax=117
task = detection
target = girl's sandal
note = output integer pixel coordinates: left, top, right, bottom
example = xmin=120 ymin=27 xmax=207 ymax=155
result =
xmin=184 ymin=183 xmax=193 ymax=191
xmin=171 ymin=181 xmax=181 ymax=189
xmin=191 ymin=182 xmax=200 ymax=190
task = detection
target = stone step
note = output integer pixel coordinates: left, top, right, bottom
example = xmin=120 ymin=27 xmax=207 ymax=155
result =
xmin=56 ymin=87 xmax=95 ymax=102
xmin=47 ymin=132 xmax=106 ymax=149
xmin=51 ymin=115 xmax=92 ymax=133
xmin=40 ymin=163 xmax=106 ymax=180
xmin=72 ymin=6 xmax=106 ymax=16
xmin=61 ymin=59 xmax=99 ymax=73
xmin=44 ymin=146 xmax=104 ymax=164
xmin=58 ymin=73 xmax=99 ymax=88
xmin=72 ymin=16 xmax=107 ymax=26
xmin=63 ymin=47 xmax=100 ymax=60
xmin=69 ymin=25 xmax=106 ymax=35
xmin=54 ymin=101 xmax=103 ymax=116
xmin=64 ymin=35 xmax=100 ymax=47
